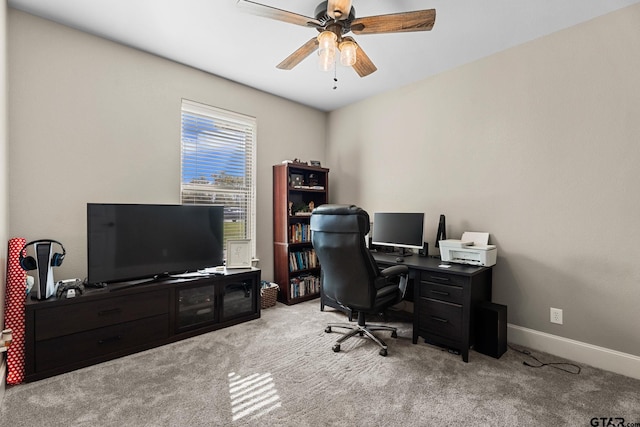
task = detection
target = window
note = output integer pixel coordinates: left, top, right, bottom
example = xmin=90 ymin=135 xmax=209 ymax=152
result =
xmin=181 ymin=99 xmax=256 ymax=257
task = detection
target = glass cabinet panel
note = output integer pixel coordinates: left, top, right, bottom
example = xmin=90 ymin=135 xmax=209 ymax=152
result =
xmin=177 ymin=284 xmax=216 ymax=330
xmin=222 ymin=280 xmax=254 ymax=320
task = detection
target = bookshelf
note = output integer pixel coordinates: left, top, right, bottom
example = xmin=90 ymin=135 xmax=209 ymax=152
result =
xmin=273 ymin=163 xmax=329 ymax=304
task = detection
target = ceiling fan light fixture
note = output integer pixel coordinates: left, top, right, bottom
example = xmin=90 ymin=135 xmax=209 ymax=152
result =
xmin=318 ymin=50 xmax=335 ymax=72
xmin=327 ymin=0 xmax=352 ymax=20
xmin=317 ymin=30 xmax=337 ymax=71
xmin=338 ymin=40 xmax=357 ymax=67
xmin=317 ymin=30 xmax=337 ymax=52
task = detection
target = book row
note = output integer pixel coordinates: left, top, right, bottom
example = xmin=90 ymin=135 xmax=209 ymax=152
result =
xmin=290 ymin=275 xmax=320 ymax=299
xmin=289 ymin=222 xmax=311 ymax=243
xmin=289 ymin=249 xmax=319 ymax=272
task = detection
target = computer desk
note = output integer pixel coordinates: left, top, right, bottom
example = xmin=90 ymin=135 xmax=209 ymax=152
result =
xmin=372 ymin=252 xmax=493 ymax=362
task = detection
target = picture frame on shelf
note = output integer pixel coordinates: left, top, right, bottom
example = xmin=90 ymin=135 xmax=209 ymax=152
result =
xmin=310 ymin=160 xmax=321 ymax=167
xmin=226 ymin=239 xmax=252 ymax=269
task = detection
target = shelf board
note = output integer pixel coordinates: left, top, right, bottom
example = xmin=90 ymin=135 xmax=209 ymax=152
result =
xmin=289 ymin=187 xmax=326 ymax=193
xmin=281 ymin=292 xmax=320 ymax=305
xmin=289 ymin=267 xmax=320 ymax=274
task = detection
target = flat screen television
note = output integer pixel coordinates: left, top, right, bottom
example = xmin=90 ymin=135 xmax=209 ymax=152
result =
xmin=371 ymin=212 xmax=425 ymax=257
xmin=87 ymin=203 xmax=224 ymax=285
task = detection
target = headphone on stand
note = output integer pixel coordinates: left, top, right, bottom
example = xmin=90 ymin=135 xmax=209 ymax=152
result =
xmin=19 ymin=239 xmax=66 ymax=271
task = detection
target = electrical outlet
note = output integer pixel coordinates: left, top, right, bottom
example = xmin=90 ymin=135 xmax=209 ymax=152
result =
xmin=550 ymin=307 xmax=563 ymax=325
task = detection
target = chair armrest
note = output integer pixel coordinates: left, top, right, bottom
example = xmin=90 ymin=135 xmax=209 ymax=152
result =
xmin=379 ymin=265 xmax=409 ymax=278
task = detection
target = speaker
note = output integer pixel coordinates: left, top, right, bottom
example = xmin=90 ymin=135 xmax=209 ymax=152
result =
xmin=435 ymin=214 xmax=446 ymax=248
xmin=474 ymin=302 xmax=507 ymax=359
xmin=19 ymin=239 xmax=66 ymax=271
xmin=418 ymin=241 xmax=428 ymax=257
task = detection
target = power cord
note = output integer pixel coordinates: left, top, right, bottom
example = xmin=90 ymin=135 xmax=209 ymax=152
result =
xmin=509 ymin=345 xmax=581 ymax=375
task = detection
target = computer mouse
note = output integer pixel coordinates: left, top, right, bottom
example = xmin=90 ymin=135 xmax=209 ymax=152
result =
xmin=395 ymin=257 xmax=404 ymax=263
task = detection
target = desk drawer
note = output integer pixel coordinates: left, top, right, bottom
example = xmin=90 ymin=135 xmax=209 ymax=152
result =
xmin=417 ymin=299 xmax=462 ymax=341
xmin=421 ymin=271 xmax=469 ymax=287
xmin=35 ymin=314 xmax=169 ymax=372
xmin=35 ymin=290 xmax=169 ymax=340
xmin=419 ymin=282 xmax=463 ymax=304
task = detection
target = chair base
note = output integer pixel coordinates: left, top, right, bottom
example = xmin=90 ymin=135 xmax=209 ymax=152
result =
xmin=325 ymin=320 xmax=398 ymax=356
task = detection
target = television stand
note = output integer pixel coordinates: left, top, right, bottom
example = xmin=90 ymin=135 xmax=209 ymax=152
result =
xmin=23 ymin=268 xmax=261 ymax=382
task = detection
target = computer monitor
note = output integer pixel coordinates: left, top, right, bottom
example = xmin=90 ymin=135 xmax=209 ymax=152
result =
xmin=371 ymin=212 xmax=425 ymax=257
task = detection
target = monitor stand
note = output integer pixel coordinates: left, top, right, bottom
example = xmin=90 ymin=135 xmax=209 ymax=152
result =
xmin=390 ymin=247 xmax=414 ymax=262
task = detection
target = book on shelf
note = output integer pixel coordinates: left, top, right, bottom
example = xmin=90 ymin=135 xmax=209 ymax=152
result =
xmin=291 ymin=185 xmax=324 ymax=190
xmin=289 ymin=274 xmax=320 ymax=299
xmin=289 ymin=222 xmax=311 ymax=243
xmin=288 ymin=248 xmax=318 ymax=272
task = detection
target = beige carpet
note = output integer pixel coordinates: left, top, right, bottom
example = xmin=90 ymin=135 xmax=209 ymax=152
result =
xmin=1 ymin=300 xmax=639 ymax=426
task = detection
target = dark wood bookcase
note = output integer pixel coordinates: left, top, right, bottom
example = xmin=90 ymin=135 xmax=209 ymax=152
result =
xmin=273 ymin=163 xmax=329 ymax=305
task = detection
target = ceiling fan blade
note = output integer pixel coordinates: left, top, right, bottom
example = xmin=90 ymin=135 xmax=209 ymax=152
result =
xmin=277 ymin=38 xmax=319 ymax=70
xmin=351 ymin=9 xmax=436 ymax=35
xmin=237 ymin=0 xmax=321 ymax=28
xmin=345 ymin=38 xmax=377 ymax=77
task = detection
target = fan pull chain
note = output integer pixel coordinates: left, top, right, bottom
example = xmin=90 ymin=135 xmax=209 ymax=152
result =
xmin=333 ymin=62 xmax=338 ymax=90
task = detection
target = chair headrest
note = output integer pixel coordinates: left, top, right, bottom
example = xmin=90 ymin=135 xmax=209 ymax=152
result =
xmin=310 ymin=204 xmax=370 ymax=234
xmin=312 ymin=204 xmax=360 ymax=216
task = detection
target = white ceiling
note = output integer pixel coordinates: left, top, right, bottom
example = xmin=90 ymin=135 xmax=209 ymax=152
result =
xmin=8 ymin=0 xmax=640 ymax=111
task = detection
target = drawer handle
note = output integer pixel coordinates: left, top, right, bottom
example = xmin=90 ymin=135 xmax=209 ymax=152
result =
xmin=431 ymin=276 xmax=450 ymax=282
xmin=431 ymin=290 xmax=449 ymax=296
xmin=98 ymin=308 xmax=122 ymax=317
xmin=431 ymin=316 xmax=449 ymax=323
xmin=98 ymin=335 xmax=122 ymax=345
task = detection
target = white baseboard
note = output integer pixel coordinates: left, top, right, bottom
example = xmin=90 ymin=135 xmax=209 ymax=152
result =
xmin=507 ymin=324 xmax=640 ymax=380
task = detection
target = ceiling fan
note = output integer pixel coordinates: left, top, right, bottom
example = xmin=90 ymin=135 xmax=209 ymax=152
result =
xmin=237 ymin=0 xmax=436 ymax=77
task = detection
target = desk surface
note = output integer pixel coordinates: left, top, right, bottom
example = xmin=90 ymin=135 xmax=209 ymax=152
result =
xmin=372 ymin=252 xmax=489 ymax=276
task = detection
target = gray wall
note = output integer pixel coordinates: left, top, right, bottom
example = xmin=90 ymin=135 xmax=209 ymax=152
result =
xmin=326 ymin=5 xmax=640 ymax=356
xmin=0 ymin=2 xmax=9 ymax=318
xmin=7 ymin=9 xmax=327 ymax=284
xmin=0 ymin=0 xmax=8 ymax=367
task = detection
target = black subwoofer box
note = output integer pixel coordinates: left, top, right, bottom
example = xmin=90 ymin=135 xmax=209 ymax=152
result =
xmin=475 ymin=302 xmax=507 ymax=359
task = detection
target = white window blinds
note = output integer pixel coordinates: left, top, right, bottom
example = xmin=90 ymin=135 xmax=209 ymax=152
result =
xmin=180 ymin=99 xmax=256 ymax=256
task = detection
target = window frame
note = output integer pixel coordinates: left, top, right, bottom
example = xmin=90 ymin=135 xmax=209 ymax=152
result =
xmin=180 ymin=99 xmax=257 ymax=258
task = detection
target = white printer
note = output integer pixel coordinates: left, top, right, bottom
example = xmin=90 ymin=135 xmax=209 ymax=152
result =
xmin=439 ymin=232 xmax=497 ymax=267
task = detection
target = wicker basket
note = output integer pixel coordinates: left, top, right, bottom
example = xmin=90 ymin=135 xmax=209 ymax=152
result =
xmin=260 ymin=283 xmax=279 ymax=309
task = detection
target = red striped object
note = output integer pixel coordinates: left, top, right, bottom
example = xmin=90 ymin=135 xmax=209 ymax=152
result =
xmin=4 ymin=237 xmax=27 ymax=384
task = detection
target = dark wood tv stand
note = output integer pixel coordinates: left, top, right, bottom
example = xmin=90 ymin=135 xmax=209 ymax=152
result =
xmin=23 ymin=268 xmax=261 ymax=382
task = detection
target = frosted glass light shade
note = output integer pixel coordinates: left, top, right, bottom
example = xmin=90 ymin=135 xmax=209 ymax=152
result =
xmin=317 ymin=31 xmax=337 ymax=71
xmin=339 ymin=40 xmax=357 ymax=66
xmin=317 ymin=31 xmax=337 ymax=53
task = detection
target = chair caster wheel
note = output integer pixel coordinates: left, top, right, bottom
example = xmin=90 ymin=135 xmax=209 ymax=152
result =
xmin=325 ymin=326 xmax=332 ymax=333
xmin=332 ymin=344 xmax=341 ymax=352
xmin=379 ymin=348 xmax=387 ymax=357
xmin=391 ymin=331 xmax=398 ymax=338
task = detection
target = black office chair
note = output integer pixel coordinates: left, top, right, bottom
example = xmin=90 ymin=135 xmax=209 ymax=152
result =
xmin=310 ymin=204 xmax=409 ymax=356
